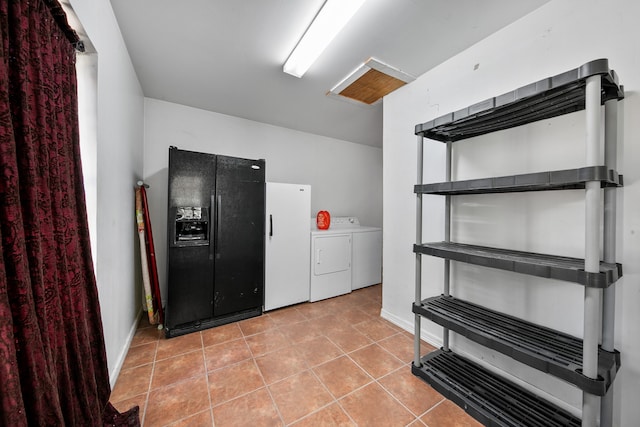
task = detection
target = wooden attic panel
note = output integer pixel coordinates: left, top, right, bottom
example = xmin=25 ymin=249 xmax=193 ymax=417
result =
xmin=339 ymin=68 xmax=406 ymax=104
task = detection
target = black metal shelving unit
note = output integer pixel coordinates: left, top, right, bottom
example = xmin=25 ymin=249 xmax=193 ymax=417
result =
xmin=412 ymin=59 xmax=624 ymax=427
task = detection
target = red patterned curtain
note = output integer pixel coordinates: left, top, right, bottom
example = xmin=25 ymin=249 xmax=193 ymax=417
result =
xmin=0 ymin=1 xmax=138 ymax=425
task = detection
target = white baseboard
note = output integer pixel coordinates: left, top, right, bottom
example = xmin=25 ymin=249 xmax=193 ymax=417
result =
xmin=379 ymin=308 xmax=442 ymax=348
xmin=109 ymin=309 xmax=142 ymax=389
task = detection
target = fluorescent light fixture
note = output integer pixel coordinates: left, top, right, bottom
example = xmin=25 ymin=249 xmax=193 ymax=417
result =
xmin=283 ymin=0 xmax=367 ymax=78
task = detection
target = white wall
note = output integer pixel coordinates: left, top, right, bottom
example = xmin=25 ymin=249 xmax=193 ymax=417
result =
xmin=383 ymin=0 xmax=639 ymax=424
xmin=143 ymin=98 xmax=383 ymax=305
xmin=69 ymin=0 xmax=145 ymax=386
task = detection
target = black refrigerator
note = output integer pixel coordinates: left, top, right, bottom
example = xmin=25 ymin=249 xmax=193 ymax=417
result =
xmin=165 ymin=147 xmax=265 ymax=338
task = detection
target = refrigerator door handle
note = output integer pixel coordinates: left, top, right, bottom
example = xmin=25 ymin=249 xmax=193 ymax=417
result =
xmin=210 ymin=195 xmax=216 ymax=259
xmin=216 ymin=195 xmax=222 ymax=258
xmin=269 ymin=214 xmax=273 ymax=237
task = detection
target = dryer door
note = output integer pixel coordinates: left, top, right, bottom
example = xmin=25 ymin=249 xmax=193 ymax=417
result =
xmin=310 ymin=233 xmax=352 ymax=302
xmin=314 ymin=234 xmax=351 ymax=275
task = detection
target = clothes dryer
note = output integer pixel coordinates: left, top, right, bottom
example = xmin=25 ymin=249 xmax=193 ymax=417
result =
xmin=310 ymin=217 xmax=381 ymax=301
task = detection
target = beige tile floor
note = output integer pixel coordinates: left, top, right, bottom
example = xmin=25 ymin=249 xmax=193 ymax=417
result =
xmin=111 ymin=284 xmax=482 ymax=427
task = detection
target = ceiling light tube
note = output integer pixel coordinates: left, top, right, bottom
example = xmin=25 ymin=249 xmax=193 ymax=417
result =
xmin=283 ymin=0 xmax=367 ymax=78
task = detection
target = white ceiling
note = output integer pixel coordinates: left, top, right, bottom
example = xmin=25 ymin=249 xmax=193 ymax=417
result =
xmin=109 ymin=0 xmax=549 ymax=147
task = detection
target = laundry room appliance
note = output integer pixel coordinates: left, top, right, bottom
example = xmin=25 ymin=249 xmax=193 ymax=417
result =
xmin=165 ymin=147 xmax=265 ymax=338
xmin=310 ymin=216 xmax=382 ymax=302
xmin=351 ymin=225 xmax=383 ymax=290
xmin=264 ymin=182 xmax=311 ymax=311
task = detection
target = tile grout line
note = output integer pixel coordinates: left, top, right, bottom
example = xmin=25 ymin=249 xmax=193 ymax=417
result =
xmin=240 ymin=325 xmax=289 ymax=425
xmin=139 ymin=332 xmax=159 ymax=426
xmin=305 ymin=363 xmax=356 ymax=426
xmin=248 ymin=333 xmax=287 ymax=427
xmin=143 ymin=286 xmax=427 ymax=425
xmin=375 ymin=364 xmax=437 ymax=423
xmin=257 ymin=302 xmax=372 ymax=425
xmin=145 ymin=333 xmax=211 ymax=425
xmin=419 ymin=398 xmax=448 ymax=426
xmin=204 ymin=336 xmax=278 ymax=414
xmin=200 ymin=331 xmax=216 ymax=426
xmin=337 ymin=329 xmax=425 ymax=425
xmin=271 ymin=337 xmax=347 ymax=424
xmin=206 ymin=383 xmax=280 ymax=417
xmin=320 ymin=335 xmax=378 ymax=426
xmin=370 ymin=332 xmax=432 ymax=424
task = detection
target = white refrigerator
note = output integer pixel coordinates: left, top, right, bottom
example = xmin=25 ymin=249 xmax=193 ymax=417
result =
xmin=264 ymin=182 xmax=311 ymax=311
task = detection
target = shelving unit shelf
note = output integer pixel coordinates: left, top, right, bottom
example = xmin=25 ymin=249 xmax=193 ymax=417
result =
xmin=413 ymin=296 xmax=620 ymax=396
xmin=414 ymin=59 xmax=623 ymax=142
xmin=414 ymin=166 xmax=622 ymax=195
xmin=411 ymin=58 xmax=624 ymax=427
xmin=414 ymin=242 xmax=622 ymax=288
xmin=412 ymin=350 xmax=582 ymax=427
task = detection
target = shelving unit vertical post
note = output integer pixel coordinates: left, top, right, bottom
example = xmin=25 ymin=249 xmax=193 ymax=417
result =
xmin=600 ymin=95 xmax=619 ymax=427
xmin=443 ymin=142 xmax=452 ymax=351
xmin=413 ymin=135 xmax=423 ymax=367
xmin=414 ymin=138 xmax=453 ymax=363
xmin=582 ymin=74 xmax=603 ymax=427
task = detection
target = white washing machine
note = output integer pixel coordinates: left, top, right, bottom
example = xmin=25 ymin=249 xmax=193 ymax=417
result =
xmin=351 ymin=226 xmax=382 ymax=290
xmin=310 ymin=217 xmax=382 ymax=302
